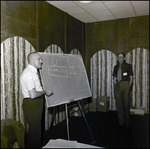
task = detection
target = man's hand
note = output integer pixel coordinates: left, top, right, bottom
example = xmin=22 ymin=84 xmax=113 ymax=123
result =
xmin=45 ymin=90 xmax=53 ymax=97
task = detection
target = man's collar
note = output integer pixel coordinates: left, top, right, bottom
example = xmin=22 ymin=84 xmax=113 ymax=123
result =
xmin=28 ymin=64 xmax=37 ymax=73
xmin=117 ymin=61 xmax=126 ymax=66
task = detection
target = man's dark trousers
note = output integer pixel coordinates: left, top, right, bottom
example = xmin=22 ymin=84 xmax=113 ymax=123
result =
xmin=114 ymin=81 xmax=130 ymax=127
xmin=23 ymin=97 xmax=44 ymax=148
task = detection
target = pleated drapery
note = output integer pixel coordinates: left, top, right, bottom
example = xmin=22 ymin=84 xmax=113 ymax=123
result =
xmin=1 ymin=36 xmax=35 ymax=125
xmin=126 ymin=48 xmax=149 ymax=113
xmin=70 ymin=48 xmax=81 ymax=55
xmin=90 ymin=49 xmax=149 ymax=113
xmin=91 ymin=50 xmax=117 ymax=111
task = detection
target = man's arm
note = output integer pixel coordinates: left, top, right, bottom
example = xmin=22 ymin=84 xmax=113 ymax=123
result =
xmin=29 ymin=88 xmax=53 ymax=99
xmin=113 ymin=77 xmax=117 ymax=85
xmin=129 ymin=64 xmax=133 ymax=89
xmin=112 ymin=66 xmax=117 ymax=85
xmin=129 ymin=75 xmax=133 ymax=88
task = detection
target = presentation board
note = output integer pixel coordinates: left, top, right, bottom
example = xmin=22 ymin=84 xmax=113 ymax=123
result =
xmin=39 ymin=53 xmax=92 ymax=108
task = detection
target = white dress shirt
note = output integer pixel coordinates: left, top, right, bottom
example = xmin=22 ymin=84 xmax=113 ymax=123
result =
xmin=20 ymin=64 xmax=43 ymax=98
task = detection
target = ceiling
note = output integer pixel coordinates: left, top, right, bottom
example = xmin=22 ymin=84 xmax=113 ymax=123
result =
xmin=46 ymin=1 xmax=149 ymax=23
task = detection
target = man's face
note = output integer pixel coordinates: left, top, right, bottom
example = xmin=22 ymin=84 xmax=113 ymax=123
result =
xmin=33 ymin=54 xmax=43 ymax=69
xmin=118 ymin=54 xmax=125 ymax=64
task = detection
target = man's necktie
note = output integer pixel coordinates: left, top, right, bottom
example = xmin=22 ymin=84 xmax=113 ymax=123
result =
xmin=37 ymin=69 xmax=43 ymax=87
xmin=117 ymin=65 xmax=122 ymax=81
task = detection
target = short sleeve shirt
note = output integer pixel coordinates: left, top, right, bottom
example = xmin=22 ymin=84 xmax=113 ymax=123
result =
xmin=113 ymin=61 xmax=133 ymax=81
xmin=20 ymin=64 xmax=43 ymax=98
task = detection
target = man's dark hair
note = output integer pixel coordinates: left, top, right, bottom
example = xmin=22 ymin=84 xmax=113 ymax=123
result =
xmin=117 ymin=52 xmax=126 ymax=65
xmin=117 ymin=52 xmax=125 ymax=58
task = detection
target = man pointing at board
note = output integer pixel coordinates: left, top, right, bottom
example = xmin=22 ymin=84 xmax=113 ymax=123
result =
xmin=20 ymin=52 xmax=53 ymax=148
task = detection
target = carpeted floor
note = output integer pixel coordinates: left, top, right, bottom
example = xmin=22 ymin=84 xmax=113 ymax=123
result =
xmin=42 ymin=111 xmax=149 ymax=148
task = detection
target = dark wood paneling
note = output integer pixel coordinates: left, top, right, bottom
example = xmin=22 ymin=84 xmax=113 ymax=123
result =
xmin=6 ymin=16 xmax=20 ymax=36
xmin=66 ymin=13 xmax=83 ymax=54
xmin=117 ymin=19 xmax=124 ymax=53
xmin=2 ymin=1 xmax=38 ymax=49
xmin=85 ymin=16 xmax=149 ymax=58
xmin=38 ymin=1 xmax=65 ymax=52
xmin=6 ymin=1 xmax=30 ymax=23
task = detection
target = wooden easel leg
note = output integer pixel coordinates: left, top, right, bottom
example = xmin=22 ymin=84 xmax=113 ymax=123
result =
xmin=47 ymin=107 xmax=57 ymax=139
xmin=77 ymin=101 xmax=96 ymax=144
xmin=65 ymin=104 xmax=70 ymax=140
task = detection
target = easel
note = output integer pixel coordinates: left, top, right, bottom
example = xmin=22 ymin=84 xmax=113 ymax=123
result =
xmin=47 ymin=100 xmax=96 ymax=144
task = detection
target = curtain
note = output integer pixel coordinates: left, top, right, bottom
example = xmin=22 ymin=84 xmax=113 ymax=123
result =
xmin=90 ymin=49 xmax=117 ymax=111
xmin=90 ymin=49 xmax=149 ymax=114
xmin=1 ymin=36 xmax=36 ymax=124
xmin=126 ymin=48 xmax=149 ymax=113
xmin=70 ymin=48 xmax=81 ymax=55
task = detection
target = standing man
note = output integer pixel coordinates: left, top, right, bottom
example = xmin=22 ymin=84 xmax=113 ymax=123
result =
xmin=20 ymin=52 xmax=53 ymax=148
xmin=112 ymin=53 xmax=133 ymax=131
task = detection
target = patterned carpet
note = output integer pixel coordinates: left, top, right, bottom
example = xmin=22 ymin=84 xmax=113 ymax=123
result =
xmin=42 ymin=111 xmax=149 ymax=148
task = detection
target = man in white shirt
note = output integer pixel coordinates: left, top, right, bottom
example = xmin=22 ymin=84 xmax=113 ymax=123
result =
xmin=20 ymin=52 xmax=53 ymax=148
